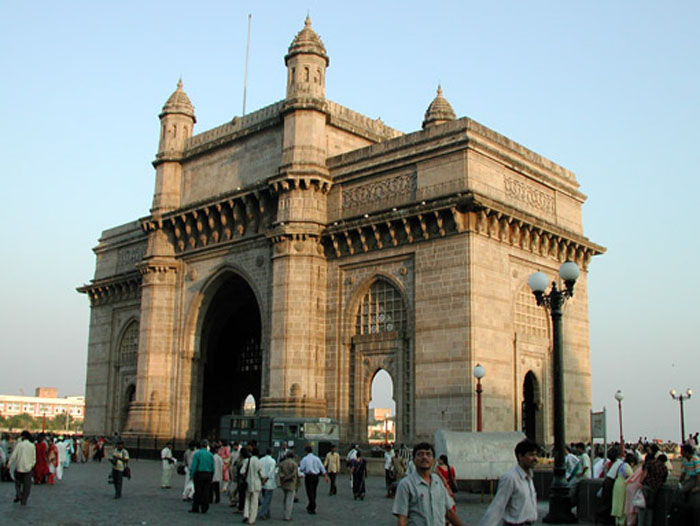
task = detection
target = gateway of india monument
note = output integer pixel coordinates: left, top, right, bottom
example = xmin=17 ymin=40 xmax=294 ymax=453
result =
xmin=79 ymin=17 xmax=604 ymax=447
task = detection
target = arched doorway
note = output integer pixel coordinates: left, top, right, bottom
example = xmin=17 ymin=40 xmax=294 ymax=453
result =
xmin=199 ymin=274 xmax=262 ymax=439
xmin=368 ymin=369 xmax=396 ymax=444
xmin=522 ymin=371 xmax=539 ymax=442
xmin=349 ymin=277 xmax=411 ymax=444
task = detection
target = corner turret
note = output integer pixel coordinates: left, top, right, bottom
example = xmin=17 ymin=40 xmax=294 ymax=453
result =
xmin=422 ymin=85 xmax=456 ymax=129
xmin=152 ymin=79 xmax=196 ymax=215
xmin=285 ymin=16 xmax=329 ymax=100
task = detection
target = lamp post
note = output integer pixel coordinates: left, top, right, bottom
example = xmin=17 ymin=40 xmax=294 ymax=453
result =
xmin=614 ymin=390 xmax=624 ymax=454
xmin=473 ymin=364 xmax=486 ymax=432
xmin=529 ymin=260 xmax=579 ymax=524
xmin=670 ymin=388 xmax=692 ymax=443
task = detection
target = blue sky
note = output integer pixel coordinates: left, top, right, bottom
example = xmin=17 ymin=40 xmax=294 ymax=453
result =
xmin=2 ymin=1 xmax=698 ymax=442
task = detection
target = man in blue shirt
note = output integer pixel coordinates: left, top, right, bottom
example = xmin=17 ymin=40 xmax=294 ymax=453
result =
xmin=189 ymin=440 xmax=215 ymax=514
xmin=299 ymin=445 xmax=328 ymax=514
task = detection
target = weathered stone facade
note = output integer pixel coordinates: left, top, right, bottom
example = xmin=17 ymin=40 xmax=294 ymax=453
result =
xmin=79 ymin=17 xmax=604 ymax=446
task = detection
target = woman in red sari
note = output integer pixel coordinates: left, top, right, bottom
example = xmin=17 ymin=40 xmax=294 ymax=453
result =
xmin=437 ymin=454 xmax=457 ymax=522
xmin=34 ymin=434 xmax=50 ymax=484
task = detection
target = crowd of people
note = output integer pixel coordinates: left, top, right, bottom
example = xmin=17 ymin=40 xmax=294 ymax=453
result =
xmin=3 ymin=429 xmax=699 ymax=525
xmin=0 ymin=431 xmax=110 ymax=505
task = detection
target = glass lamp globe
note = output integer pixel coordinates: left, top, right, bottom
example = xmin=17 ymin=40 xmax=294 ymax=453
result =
xmin=528 ymin=272 xmax=549 ymax=292
xmin=559 ymin=261 xmax=580 ymax=281
xmin=687 ymin=388 xmax=693 ymax=397
xmin=670 ymin=389 xmax=677 ymax=398
xmin=473 ymin=364 xmax=486 ymax=380
xmin=614 ymin=390 xmax=624 ymax=402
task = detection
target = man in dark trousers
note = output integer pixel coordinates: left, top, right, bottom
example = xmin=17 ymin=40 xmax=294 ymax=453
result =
xmin=189 ymin=440 xmax=214 ymax=514
xmin=9 ymin=430 xmax=36 ymax=506
xmin=298 ymin=445 xmax=328 ymax=514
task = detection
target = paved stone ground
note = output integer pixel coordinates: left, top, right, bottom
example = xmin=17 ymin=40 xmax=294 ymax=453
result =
xmin=0 ymin=459 xmax=571 ymax=525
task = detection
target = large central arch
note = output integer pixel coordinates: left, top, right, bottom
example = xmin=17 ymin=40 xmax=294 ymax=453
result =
xmin=197 ymin=272 xmax=262 ymax=439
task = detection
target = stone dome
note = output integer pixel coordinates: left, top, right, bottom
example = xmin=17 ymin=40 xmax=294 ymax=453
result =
xmin=422 ymin=85 xmax=456 ymax=129
xmin=161 ymin=79 xmax=196 ymax=121
xmin=285 ymin=15 xmax=329 ymax=66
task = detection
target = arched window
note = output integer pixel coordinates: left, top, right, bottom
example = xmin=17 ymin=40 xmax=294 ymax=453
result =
xmin=355 ymin=280 xmax=406 ymax=335
xmin=514 ymin=285 xmax=548 ymax=338
xmin=119 ymin=321 xmax=139 ymax=368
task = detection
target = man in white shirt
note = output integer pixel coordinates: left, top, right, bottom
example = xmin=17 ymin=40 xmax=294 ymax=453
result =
xmin=258 ymin=448 xmax=277 ymax=520
xmin=299 ymin=445 xmax=328 ymax=514
xmin=212 ymin=446 xmax=224 ymax=503
xmin=9 ymin=431 xmax=36 ymax=506
xmin=569 ymin=442 xmax=591 ymax=509
xmin=160 ymin=441 xmax=175 ymax=489
xmin=478 ymin=439 xmax=539 ymax=526
xmin=346 ymin=444 xmax=358 ymax=490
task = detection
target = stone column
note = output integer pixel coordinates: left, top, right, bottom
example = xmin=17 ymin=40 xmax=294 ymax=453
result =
xmin=123 ymin=229 xmax=179 ymax=439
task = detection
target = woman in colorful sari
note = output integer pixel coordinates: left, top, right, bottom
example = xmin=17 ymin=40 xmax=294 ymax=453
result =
xmin=34 ymin=434 xmax=50 ymax=484
xmin=219 ymin=440 xmax=231 ymax=492
xmin=611 ymin=453 xmax=636 ymax=525
xmin=47 ymin=440 xmax=59 ymax=484
xmin=624 ymin=454 xmax=644 ymax=526
xmin=351 ymin=450 xmax=367 ymax=500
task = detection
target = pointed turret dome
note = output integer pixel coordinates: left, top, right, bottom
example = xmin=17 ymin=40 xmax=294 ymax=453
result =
xmin=422 ymin=85 xmax=456 ymax=129
xmin=160 ymin=79 xmax=196 ymax=121
xmin=285 ymin=15 xmax=329 ymax=66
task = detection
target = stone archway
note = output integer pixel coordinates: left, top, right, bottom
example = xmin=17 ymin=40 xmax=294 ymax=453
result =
xmin=197 ymin=273 xmax=262 ymax=439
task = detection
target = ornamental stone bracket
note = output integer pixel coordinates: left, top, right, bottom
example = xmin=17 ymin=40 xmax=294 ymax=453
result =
xmin=268 ymin=173 xmax=332 ymax=194
xmin=322 ymin=192 xmax=604 ymax=270
xmin=140 ymin=187 xmax=277 ymax=254
xmin=76 ymin=271 xmax=142 ymax=306
xmin=269 ymin=232 xmax=325 ymax=258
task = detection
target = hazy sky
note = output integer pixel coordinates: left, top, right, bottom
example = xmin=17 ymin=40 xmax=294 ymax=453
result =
xmin=2 ymin=1 xmax=698 ymax=442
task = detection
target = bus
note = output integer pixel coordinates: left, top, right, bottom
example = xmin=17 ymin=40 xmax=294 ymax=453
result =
xmin=219 ymin=415 xmax=340 ymax=459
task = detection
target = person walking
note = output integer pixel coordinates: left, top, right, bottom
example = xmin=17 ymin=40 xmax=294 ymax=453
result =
xmin=182 ymin=440 xmax=197 ymax=501
xmin=384 ymin=444 xmax=396 ymax=497
xmin=8 ymin=430 xmax=36 ymax=506
xmin=351 ymin=450 xmax=368 ymax=500
xmin=324 ymin=445 xmax=340 ymax=495
xmin=241 ymin=448 xmax=266 ymax=524
xmin=110 ymin=440 xmax=129 ymax=499
xmin=477 ymin=439 xmax=539 ymax=526
xmin=278 ymin=451 xmax=299 ymax=521
xmin=189 ymin=440 xmax=214 ymax=514
xmin=258 ymin=448 xmax=276 ymax=520
xmin=393 ymin=442 xmax=463 ymax=526
xmin=299 ymin=445 xmax=328 ymax=515
xmin=160 ymin=441 xmax=175 ymax=489
xmin=211 ymin=445 xmax=224 ymax=503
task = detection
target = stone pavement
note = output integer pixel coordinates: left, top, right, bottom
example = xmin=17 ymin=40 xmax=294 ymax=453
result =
xmin=0 ymin=459 xmax=576 ymax=525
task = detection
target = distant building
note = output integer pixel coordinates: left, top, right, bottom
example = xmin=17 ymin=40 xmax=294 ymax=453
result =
xmin=0 ymin=388 xmax=85 ymax=420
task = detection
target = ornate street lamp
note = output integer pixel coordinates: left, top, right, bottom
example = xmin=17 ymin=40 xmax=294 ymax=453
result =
xmin=529 ymin=260 xmax=579 ymax=524
xmin=473 ymin=364 xmax=486 ymax=432
xmin=614 ymin=390 xmax=624 ymax=454
xmin=670 ymin=388 xmax=692 ymax=443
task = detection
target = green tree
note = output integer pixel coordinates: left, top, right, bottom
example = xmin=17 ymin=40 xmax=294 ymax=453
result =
xmin=7 ymin=413 xmax=34 ymax=431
